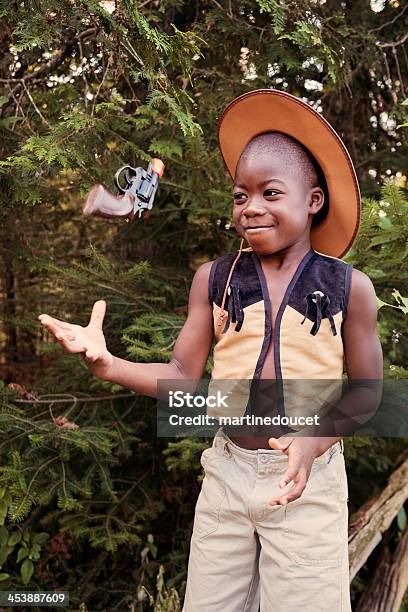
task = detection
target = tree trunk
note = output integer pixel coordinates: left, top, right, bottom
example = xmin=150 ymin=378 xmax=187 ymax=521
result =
xmin=348 ymin=450 xmax=408 ymax=580
xmin=354 ymin=526 xmax=408 ymax=612
xmin=2 ymin=237 xmax=17 ymax=382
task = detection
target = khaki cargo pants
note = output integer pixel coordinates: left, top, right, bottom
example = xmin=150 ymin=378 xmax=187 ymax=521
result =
xmin=183 ymin=428 xmax=351 ymax=612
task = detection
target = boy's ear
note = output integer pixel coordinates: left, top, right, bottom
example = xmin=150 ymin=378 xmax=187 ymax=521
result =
xmin=308 ymin=187 xmax=325 ymax=215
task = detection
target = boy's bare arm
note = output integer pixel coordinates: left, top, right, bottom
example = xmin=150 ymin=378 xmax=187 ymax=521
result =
xmin=38 ymin=261 xmax=215 ymax=398
xmin=342 ymin=268 xmax=383 ymax=380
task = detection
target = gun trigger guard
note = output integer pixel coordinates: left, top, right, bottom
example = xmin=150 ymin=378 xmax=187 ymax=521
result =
xmin=114 ymin=165 xmax=132 ymax=193
xmin=114 ymin=165 xmax=143 ymax=194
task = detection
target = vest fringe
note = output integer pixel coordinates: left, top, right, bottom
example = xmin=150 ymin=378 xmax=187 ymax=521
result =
xmin=217 ymin=238 xmax=245 ymax=331
xmin=300 ymin=291 xmax=337 ymax=336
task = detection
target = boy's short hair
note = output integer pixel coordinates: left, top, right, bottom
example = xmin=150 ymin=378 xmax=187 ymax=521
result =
xmin=239 ymin=131 xmax=329 ymax=228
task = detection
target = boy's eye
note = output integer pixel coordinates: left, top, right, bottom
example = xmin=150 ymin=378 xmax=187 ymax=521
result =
xmin=233 ymin=190 xmax=280 ymax=201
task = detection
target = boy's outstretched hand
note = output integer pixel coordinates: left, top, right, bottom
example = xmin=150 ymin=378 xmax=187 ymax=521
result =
xmin=267 ymin=436 xmax=329 ymax=507
xmin=38 ymin=300 xmax=114 ymax=378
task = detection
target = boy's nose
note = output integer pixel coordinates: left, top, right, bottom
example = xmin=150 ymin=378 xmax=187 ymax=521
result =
xmin=242 ymin=198 xmax=267 ymax=216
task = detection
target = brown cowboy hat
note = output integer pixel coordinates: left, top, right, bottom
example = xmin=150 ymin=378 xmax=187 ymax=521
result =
xmin=217 ymin=89 xmax=361 ymax=259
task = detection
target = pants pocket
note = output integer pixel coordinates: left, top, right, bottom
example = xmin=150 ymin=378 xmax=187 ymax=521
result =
xmin=193 ymin=454 xmax=227 ymax=539
xmin=326 ymin=452 xmax=349 ymax=503
xmin=284 ymin=461 xmax=344 ymax=567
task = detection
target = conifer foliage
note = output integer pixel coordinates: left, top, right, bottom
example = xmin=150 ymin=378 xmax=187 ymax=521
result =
xmin=0 ymin=1 xmax=407 ymax=609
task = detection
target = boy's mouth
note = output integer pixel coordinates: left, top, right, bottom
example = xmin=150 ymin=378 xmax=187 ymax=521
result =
xmin=244 ymin=225 xmax=276 ymax=234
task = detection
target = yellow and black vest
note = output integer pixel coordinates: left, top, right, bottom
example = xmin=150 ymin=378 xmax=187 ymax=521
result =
xmin=207 ymin=247 xmax=353 ymax=433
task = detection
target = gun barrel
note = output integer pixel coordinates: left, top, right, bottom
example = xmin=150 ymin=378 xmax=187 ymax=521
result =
xmin=151 ymin=158 xmax=165 ymax=177
xmin=83 ymin=184 xmax=134 ymax=219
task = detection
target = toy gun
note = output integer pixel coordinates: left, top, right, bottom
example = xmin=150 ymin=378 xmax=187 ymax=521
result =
xmin=83 ymin=158 xmax=165 ymax=220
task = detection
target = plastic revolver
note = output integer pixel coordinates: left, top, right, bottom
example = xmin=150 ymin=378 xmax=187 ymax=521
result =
xmin=83 ymin=158 xmax=165 ymax=220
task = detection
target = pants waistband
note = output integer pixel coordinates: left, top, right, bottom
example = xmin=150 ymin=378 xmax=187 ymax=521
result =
xmin=213 ymin=427 xmax=343 ymax=465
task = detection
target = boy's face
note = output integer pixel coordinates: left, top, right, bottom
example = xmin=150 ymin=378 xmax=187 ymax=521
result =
xmin=232 ymin=152 xmax=324 ymax=256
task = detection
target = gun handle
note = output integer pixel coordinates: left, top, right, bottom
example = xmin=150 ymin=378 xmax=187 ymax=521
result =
xmin=83 ymin=184 xmax=134 ymax=219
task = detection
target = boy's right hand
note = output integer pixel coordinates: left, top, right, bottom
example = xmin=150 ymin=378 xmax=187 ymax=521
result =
xmin=38 ymin=300 xmax=114 ymax=379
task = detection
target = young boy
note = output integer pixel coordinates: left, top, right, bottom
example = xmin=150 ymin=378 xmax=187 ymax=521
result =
xmin=39 ymin=89 xmax=383 ymax=611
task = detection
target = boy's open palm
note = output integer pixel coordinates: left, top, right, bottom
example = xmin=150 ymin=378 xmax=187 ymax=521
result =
xmin=38 ymin=300 xmax=113 ymax=377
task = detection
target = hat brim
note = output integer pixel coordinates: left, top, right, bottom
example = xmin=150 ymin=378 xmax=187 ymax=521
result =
xmin=218 ymin=89 xmax=361 ymax=259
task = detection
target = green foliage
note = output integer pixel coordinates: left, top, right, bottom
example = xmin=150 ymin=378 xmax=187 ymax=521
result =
xmin=255 ymin=0 xmax=288 ymax=34
xmin=0 ymin=0 xmax=407 ymax=608
xmin=163 ymin=438 xmax=208 ymax=475
xmin=122 ymin=313 xmax=186 ymax=361
xmin=349 ymin=183 xmax=408 ymax=373
xmin=0 ymin=525 xmax=49 ymax=587
xmin=278 ymin=18 xmax=339 ymax=82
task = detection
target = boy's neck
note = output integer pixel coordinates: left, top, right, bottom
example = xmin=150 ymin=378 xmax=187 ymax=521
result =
xmin=255 ymin=241 xmax=313 ymax=270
